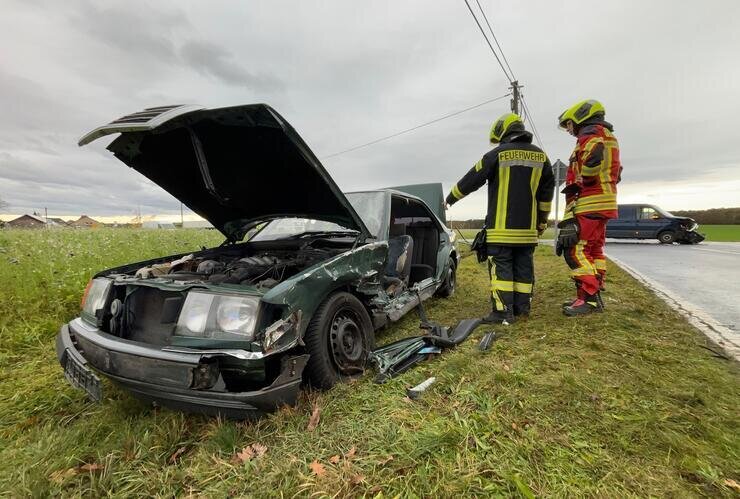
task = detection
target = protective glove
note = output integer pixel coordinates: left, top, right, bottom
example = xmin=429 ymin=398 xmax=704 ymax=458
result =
xmin=560 ymin=183 xmax=581 ymax=196
xmin=555 ymin=219 xmax=579 ymax=256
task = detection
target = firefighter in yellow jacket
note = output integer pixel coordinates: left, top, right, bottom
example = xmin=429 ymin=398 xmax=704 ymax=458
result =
xmin=447 ymin=113 xmax=555 ymax=323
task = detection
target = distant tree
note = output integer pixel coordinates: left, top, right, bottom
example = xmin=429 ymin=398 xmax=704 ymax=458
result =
xmin=0 ymin=196 xmax=8 ymax=210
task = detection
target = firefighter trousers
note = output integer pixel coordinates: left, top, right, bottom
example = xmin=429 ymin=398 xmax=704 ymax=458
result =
xmin=564 ymin=214 xmax=607 ymax=296
xmin=487 ymin=245 xmax=535 ymax=315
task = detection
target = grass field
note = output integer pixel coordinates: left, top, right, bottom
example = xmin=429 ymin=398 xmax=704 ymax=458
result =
xmin=0 ymin=229 xmax=738 ymax=497
xmin=700 ymin=225 xmax=740 ymax=242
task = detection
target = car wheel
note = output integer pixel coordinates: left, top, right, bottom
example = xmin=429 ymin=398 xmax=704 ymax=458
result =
xmin=436 ymin=257 xmax=456 ymax=298
xmin=304 ymin=292 xmax=374 ymax=389
xmin=658 ymin=231 xmax=676 ymax=244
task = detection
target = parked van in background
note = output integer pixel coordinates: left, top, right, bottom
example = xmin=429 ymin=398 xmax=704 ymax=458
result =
xmin=606 ymin=204 xmax=705 ymax=244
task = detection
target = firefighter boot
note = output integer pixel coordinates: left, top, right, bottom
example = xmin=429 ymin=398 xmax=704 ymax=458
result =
xmin=482 ymin=308 xmax=514 ymax=325
xmin=563 ymin=292 xmax=603 ymax=316
xmin=597 ymin=273 xmax=606 ymax=292
xmin=562 ymin=282 xmax=584 ymax=309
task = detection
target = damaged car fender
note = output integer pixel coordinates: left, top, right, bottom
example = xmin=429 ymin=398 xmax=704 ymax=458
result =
xmin=260 ymin=241 xmax=388 ymax=350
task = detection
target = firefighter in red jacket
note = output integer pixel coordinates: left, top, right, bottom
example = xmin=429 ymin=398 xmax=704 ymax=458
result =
xmin=556 ymin=99 xmax=622 ymax=316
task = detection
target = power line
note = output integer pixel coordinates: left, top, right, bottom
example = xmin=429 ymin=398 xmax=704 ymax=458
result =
xmin=474 ymin=0 xmax=517 ymax=81
xmin=322 ymin=93 xmax=511 ymax=159
xmin=462 ymin=0 xmax=513 ymax=83
xmin=463 ymin=0 xmax=548 ymax=149
xmin=521 ymin=97 xmax=545 ymax=148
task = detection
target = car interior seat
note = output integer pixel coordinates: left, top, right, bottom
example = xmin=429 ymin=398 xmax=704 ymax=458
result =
xmin=406 ymin=223 xmax=438 ymax=284
xmin=383 ymin=223 xmax=413 ymax=295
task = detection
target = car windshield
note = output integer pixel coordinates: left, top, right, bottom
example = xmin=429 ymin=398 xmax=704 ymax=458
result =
xmin=250 ymin=218 xmax=356 ymax=241
xmin=250 ymin=192 xmax=385 ymax=241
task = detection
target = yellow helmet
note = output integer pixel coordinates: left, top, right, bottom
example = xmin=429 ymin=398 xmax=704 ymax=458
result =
xmin=489 ymin=113 xmax=524 ymax=143
xmin=558 ymin=99 xmax=605 ymax=129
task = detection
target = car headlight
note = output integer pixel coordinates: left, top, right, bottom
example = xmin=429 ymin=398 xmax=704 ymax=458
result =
xmin=81 ymin=278 xmax=112 ymax=324
xmin=175 ymin=291 xmax=259 ymax=341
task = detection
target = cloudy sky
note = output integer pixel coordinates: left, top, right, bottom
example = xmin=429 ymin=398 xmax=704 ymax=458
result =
xmin=1 ymin=0 xmax=739 ymax=222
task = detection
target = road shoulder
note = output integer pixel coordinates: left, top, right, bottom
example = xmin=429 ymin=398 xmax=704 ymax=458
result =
xmin=608 ymin=254 xmax=740 ymax=361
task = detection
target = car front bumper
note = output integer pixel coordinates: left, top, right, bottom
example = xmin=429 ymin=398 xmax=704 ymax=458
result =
xmin=56 ymin=319 xmax=308 ymax=419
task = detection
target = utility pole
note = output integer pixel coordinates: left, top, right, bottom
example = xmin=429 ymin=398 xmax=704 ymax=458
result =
xmin=510 ymin=80 xmax=522 ymax=115
xmin=180 ymin=202 xmax=184 ymax=227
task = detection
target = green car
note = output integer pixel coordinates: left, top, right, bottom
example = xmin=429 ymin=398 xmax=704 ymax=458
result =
xmin=56 ymin=104 xmax=459 ymax=418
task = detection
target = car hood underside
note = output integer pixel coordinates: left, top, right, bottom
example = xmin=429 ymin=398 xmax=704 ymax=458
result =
xmin=79 ymin=104 xmax=370 ymax=241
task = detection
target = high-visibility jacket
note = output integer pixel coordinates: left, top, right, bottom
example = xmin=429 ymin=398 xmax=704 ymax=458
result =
xmin=446 ymin=132 xmax=555 ymax=246
xmin=563 ymin=122 xmax=622 ymax=220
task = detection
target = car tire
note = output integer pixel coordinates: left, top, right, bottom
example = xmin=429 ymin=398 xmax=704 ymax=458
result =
xmin=304 ymin=292 xmax=374 ymax=389
xmin=436 ymin=257 xmax=456 ymax=298
xmin=658 ymin=231 xmax=676 ymax=244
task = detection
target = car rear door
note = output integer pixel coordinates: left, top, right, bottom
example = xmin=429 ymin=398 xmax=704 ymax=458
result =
xmin=607 ymin=205 xmax=637 ymax=238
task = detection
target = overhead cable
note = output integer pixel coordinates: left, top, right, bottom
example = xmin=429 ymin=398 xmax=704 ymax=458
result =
xmin=521 ymin=97 xmax=545 ymax=148
xmin=474 ymin=0 xmax=517 ymax=81
xmin=322 ymin=93 xmax=510 ymax=159
xmin=462 ymin=0 xmax=513 ymax=83
xmin=464 ymin=0 xmax=547 ymax=150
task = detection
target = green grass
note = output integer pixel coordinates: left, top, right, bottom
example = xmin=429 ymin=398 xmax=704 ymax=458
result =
xmin=700 ymin=225 xmax=740 ymax=242
xmin=0 ymin=228 xmax=738 ymax=497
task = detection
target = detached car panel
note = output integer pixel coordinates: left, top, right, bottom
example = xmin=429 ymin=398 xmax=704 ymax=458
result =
xmin=606 ymin=204 xmax=705 ymax=244
xmin=56 ymin=104 xmax=459 ymax=418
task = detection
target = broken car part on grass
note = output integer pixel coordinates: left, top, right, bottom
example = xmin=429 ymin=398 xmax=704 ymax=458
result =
xmin=56 ymin=103 xmax=460 ymax=418
xmin=370 ymin=306 xmax=482 ymax=383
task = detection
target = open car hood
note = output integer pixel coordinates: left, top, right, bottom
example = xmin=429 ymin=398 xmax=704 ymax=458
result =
xmin=79 ymin=104 xmax=370 ymax=240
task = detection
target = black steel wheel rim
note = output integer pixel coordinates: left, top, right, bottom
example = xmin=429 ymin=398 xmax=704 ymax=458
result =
xmin=329 ymin=308 xmax=366 ymax=374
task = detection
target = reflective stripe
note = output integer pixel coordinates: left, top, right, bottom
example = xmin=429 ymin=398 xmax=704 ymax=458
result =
xmin=594 ymin=259 xmax=607 ymax=271
xmin=487 ymin=226 xmax=539 ymax=243
xmin=574 ymin=193 xmax=617 ymax=214
xmin=538 ymin=201 xmax=552 ymax=212
xmin=513 ymin=281 xmax=532 ymax=293
xmin=492 ymin=280 xmax=514 ymax=292
xmin=474 ymin=159 xmax=484 ymax=172
xmin=529 ymin=166 xmax=543 ymax=229
xmin=574 ymin=201 xmax=617 ymax=214
xmin=488 ymin=257 xmax=506 ymax=311
xmin=451 ymin=184 xmax=464 ymax=200
xmin=494 ymin=166 xmax=510 ymax=229
xmin=570 ymin=240 xmax=597 ymax=277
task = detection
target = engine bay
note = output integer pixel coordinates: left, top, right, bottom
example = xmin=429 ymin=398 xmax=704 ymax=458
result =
xmin=128 ymin=241 xmax=346 ymax=290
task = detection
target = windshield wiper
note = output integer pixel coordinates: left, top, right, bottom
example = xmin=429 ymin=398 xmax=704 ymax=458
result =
xmin=285 ymin=230 xmax=359 ymax=240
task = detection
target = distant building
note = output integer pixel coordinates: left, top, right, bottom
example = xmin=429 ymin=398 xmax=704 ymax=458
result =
xmin=70 ymin=215 xmax=101 ymax=228
xmin=142 ymin=220 xmax=176 ymax=229
xmin=181 ymin=220 xmax=214 ymax=229
xmin=47 ymin=217 xmax=71 ymax=227
xmin=5 ymin=214 xmax=49 ymax=228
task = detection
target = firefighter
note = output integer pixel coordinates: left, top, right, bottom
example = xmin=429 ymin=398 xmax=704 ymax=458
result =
xmin=446 ymin=113 xmax=555 ymax=324
xmin=556 ymin=99 xmax=622 ymax=316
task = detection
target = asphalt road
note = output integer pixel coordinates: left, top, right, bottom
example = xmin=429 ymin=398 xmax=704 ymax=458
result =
xmin=605 ymin=241 xmax=740 ymax=339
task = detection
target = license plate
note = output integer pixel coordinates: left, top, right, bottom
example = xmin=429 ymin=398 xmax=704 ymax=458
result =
xmin=64 ymin=350 xmax=102 ymax=402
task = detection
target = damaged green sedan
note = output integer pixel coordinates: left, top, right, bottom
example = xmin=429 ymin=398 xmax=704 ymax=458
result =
xmin=56 ymin=104 xmax=459 ymax=418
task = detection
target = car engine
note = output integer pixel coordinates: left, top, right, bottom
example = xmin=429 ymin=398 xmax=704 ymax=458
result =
xmin=133 ymin=246 xmax=340 ymax=290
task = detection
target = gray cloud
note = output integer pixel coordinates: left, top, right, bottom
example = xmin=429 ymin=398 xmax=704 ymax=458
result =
xmin=180 ymin=40 xmax=283 ymax=90
xmin=0 ymin=0 xmax=738 ymax=220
